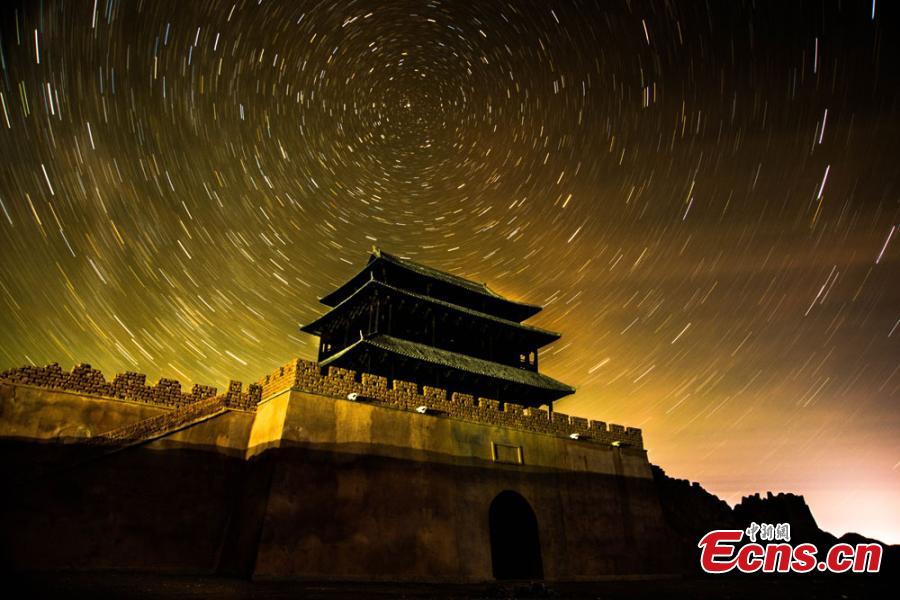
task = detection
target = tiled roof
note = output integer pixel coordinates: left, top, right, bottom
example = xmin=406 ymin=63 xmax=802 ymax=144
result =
xmin=301 ymin=278 xmax=560 ymax=345
xmin=320 ymin=248 xmax=542 ymax=319
xmin=372 ymin=248 xmax=509 ymax=300
xmin=321 ymin=334 xmax=574 ymax=395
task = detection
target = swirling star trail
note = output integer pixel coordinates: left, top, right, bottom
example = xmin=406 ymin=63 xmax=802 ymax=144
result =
xmin=0 ymin=1 xmax=897 ymax=541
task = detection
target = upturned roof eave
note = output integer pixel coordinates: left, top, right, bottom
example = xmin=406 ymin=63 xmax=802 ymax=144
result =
xmin=301 ymin=278 xmax=561 ymax=344
xmin=318 ymin=250 xmax=543 ymax=318
xmin=319 ymin=334 xmax=574 ymax=397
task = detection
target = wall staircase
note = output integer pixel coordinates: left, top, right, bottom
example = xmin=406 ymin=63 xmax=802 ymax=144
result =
xmin=87 ymin=394 xmax=228 ymax=447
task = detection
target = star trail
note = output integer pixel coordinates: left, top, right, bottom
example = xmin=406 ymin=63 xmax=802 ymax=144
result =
xmin=0 ymin=1 xmax=898 ymax=542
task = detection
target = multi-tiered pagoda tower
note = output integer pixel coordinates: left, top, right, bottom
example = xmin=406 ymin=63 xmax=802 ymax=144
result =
xmin=301 ymin=248 xmax=574 ymax=407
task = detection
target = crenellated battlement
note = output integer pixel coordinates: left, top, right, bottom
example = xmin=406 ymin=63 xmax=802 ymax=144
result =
xmin=257 ymin=359 xmax=644 ymax=449
xmin=223 ymin=380 xmax=263 ymax=411
xmin=0 ymin=359 xmax=642 ymax=448
xmin=0 ymin=363 xmax=222 ymax=407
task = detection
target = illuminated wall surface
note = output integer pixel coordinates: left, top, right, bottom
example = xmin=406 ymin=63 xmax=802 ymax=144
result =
xmin=0 ymin=1 xmax=897 ymax=543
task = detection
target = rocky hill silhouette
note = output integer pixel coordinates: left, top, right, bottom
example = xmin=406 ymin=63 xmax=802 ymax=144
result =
xmin=652 ymin=465 xmax=899 ymax=576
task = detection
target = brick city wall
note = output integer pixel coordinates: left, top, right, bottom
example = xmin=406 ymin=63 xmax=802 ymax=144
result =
xmin=0 ymin=363 xmax=260 ymax=411
xmin=0 ymin=360 xmax=642 ymax=448
xmin=257 ymin=359 xmax=644 ymax=449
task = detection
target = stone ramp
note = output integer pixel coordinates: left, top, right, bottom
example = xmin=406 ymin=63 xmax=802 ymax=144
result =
xmin=87 ymin=394 xmax=228 ymax=447
xmin=1 ymin=394 xmax=231 ymax=491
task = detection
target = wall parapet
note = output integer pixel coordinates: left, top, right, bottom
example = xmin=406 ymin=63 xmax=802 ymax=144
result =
xmin=0 ymin=363 xmax=232 ymax=408
xmin=257 ymin=359 xmax=644 ymax=449
xmin=223 ymin=380 xmax=263 ymax=411
xmin=0 ymin=359 xmax=643 ymax=449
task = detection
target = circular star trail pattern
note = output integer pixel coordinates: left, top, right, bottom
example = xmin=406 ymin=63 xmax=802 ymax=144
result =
xmin=0 ymin=1 xmax=898 ymax=541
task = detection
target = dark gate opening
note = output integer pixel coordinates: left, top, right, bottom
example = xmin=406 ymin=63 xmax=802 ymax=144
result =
xmin=488 ymin=490 xmax=544 ymax=580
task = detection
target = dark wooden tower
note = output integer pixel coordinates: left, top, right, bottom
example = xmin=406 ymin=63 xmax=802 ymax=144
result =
xmin=300 ymin=248 xmax=574 ymax=406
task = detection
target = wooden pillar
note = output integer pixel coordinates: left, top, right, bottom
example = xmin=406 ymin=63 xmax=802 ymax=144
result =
xmin=374 ymin=297 xmax=381 ymax=334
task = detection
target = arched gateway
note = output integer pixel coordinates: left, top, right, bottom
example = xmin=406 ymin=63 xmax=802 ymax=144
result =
xmin=488 ymin=490 xmax=544 ymax=580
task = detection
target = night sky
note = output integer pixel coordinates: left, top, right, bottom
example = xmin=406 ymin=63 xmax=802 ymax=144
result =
xmin=1 ymin=1 xmax=898 ymax=542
